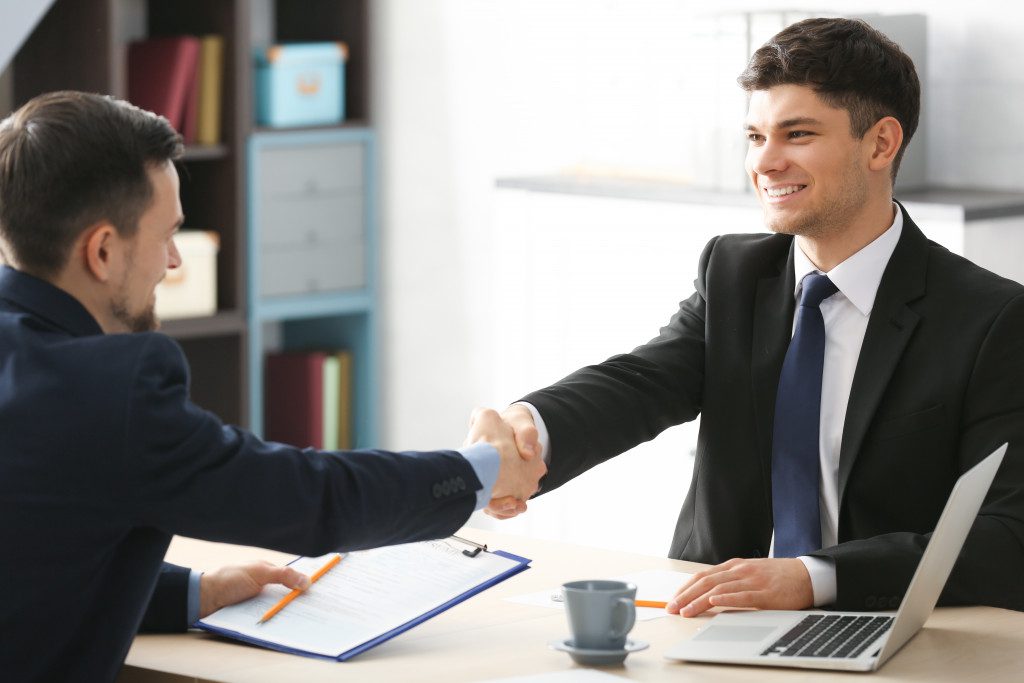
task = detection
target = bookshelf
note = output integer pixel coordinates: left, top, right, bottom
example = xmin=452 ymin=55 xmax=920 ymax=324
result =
xmin=6 ymin=0 xmax=378 ymax=443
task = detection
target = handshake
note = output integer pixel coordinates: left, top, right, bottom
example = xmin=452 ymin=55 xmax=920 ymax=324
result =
xmin=464 ymin=405 xmax=546 ymax=519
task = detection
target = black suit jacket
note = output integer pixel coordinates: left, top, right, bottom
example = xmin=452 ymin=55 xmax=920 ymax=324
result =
xmin=523 ymin=205 xmax=1024 ymax=612
xmin=0 ymin=267 xmax=483 ymax=682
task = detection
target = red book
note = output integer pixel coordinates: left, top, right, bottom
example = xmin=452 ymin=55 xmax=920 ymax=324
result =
xmin=128 ymin=36 xmax=201 ymax=142
xmin=265 ymin=351 xmax=326 ymax=449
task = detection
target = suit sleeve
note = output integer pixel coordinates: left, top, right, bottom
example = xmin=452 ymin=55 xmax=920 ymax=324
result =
xmin=117 ymin=334 xmax=482 ymax=557
xmin=522 ymin=237 xmax=716 ymax=492
xmin=138 ymin=563 xmax=190 ymax=633
xmin=811 ymin=293 xmax=1024 ymax=611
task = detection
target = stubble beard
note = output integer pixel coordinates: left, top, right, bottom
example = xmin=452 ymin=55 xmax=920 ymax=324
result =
xmin=111 ymin=293 xmax=160 ymax=333
xmin=762 ymin=155 xmax=869 ymax=240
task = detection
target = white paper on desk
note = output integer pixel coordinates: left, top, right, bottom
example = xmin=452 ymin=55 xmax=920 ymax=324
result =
xmin=505 ymin=569 xmax=691 ymax=621
xmin=200 ymin=540 xmax=524 ymax=657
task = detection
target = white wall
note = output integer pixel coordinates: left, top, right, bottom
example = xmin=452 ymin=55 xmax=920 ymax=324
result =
xmin=373 ymin=0 xmax=1024 ymax=555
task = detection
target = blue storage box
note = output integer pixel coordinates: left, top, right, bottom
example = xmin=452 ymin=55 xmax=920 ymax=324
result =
xmin=256 ymin=42 xmax=347 ymax=127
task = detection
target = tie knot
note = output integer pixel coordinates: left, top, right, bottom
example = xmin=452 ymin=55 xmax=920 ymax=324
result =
xmin=799 ymin=273 xmax=838 ymax=308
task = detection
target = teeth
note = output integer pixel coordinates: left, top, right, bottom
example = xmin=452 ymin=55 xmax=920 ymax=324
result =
xmin=765 ymin=185 xmax=805 ymax=197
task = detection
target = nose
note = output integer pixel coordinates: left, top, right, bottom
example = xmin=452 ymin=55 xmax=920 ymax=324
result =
xmin=167 ymin=237 xmax=182 ymax=270
xmin=747 ymin=137 xmax=789 ymax=178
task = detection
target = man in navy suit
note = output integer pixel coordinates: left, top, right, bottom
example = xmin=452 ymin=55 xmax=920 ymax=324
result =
xmin=0 ymin=91 xmax=546 ymax=681
xmin=480 ymin=18 xmax=1024 ymax=615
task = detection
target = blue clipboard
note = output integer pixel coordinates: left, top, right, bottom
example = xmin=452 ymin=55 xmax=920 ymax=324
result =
xmin=196 ymin=542 xmax=531 ymax=661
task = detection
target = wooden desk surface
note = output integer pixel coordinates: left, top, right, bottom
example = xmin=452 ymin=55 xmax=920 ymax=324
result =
xmin=119 ymin=529 xmax=1024 ymax=682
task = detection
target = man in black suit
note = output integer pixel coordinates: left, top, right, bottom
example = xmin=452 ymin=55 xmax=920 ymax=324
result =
xmin=0 ymin=91 xmax=545 ymax=681
xmin=480 ymin=17 xmax=1024 ymax=615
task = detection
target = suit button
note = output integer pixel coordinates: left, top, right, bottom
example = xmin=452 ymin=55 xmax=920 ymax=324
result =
xmin=456 ymin=476 xmax=466 ymax=491
xmin=442 ymin=481 xmax=452 ymax=495
xmin=865 ymin=596 xmax=877 ymax=608
xmin=433 ymin=484 xmax=442 ymax=498
xmin=889 ymin=596 xmax=900 ymax=609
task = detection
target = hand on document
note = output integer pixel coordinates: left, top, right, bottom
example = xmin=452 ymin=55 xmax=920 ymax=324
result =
xmin=199 ymin=561 xmax=312 ymax=619
xmin=464 ymin=407 xmax=546 ymax=517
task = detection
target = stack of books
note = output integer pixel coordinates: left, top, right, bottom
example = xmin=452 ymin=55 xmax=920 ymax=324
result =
xmin=127 ymin=34 xmax=224 ymax=146
xmin=264 ymin=350 xmax=354 ymax=450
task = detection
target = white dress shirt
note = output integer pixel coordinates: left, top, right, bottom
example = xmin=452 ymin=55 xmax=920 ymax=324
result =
xmin=520 ymin=205 xmax=903 ymax=607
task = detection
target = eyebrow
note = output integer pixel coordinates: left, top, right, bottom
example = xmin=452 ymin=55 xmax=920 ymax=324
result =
xmin=744 ymin=117 xmax=824 ymax=131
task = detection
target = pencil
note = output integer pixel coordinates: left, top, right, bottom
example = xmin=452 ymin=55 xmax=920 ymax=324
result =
xmin=257 ymin=553 xmax=343 ymax=624
xmin=635 ymin=599 xmax=668 ymax=609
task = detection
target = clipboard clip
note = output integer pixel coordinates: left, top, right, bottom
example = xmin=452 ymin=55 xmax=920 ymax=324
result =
xmin=450 ymin=534 xmax=488 ymax=558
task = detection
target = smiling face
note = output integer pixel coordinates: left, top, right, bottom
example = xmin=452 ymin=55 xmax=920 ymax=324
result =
xmin=744 ymin=84 xmax=873 ymax=240
xmin=109 ymin=161 xmax=183 ymax=332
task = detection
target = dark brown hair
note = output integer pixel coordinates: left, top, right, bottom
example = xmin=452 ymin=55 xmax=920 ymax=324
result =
xmin=0 ymin=91 xmax=183 ymax=277
xmin=738 ymin=17 xmax=920 ymax=179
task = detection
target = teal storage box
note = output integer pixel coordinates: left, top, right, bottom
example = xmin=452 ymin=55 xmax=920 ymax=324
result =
xmin=256 ymin=42 xmax=347 ymax=127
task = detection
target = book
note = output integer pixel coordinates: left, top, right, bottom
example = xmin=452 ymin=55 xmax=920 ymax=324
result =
xmin=322 ymin=354 xmax=340 ymax=450
xmin=336 ymin=351 xmax=353 ymax=449
xmin=196 ymin=34 xmax=224 ymax=145
xmin=264 ymin=351 xmax=326 ymax=448
xmin=197 ymin=538 xmax=530 ymax=660
xmin=127 ymin=36 xmax=201 ymax=140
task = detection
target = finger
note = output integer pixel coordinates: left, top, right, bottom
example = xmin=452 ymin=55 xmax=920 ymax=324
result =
xmin=488 ymin=495 xmax=521 ymax=514
xmin=708 ymin=590 xmax=763 ymax=609
xmin=248 ymin=563 xmax=311 ymax=590
xmin=484 ymin=507 xmax=520 ymax=520
xmin=682 ymin=577 xmax=755 ymax=617
xmin=668 ymin=569 xmax=740 ymax=612
xmin=513 ymin=423 xmax=539 ymax=459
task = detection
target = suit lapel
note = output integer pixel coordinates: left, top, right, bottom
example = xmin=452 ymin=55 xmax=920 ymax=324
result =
xmin=751 ymin=243 xmax=796 ymax=509
xmin=838 ymin=206 xmax=928 ymax=502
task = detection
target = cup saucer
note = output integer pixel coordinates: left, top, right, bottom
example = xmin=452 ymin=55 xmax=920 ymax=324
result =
xmin=549 ymin=638 xmax=650 ymax=666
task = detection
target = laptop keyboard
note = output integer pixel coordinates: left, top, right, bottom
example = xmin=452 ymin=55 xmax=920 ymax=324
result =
xmin=760 ymin=614 xmax=894 ymax=658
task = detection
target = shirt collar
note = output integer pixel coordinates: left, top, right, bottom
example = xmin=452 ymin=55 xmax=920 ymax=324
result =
xmin=792 ymin=203 xmax=903 ymax=316
xmin=0 ymin=265 xmax=104 ymax=337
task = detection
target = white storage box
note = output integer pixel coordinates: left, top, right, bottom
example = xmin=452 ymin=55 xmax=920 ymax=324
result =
xmin=155 ymin=230 xmax=219 ymax=320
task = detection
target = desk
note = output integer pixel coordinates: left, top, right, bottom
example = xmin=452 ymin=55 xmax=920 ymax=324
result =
xmin=120 ymin=529 xmax=1024 ymax=682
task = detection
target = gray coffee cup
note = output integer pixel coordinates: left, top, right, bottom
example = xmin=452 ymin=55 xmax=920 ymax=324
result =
xmin=562 ymin=580 xmax=637 ymax=651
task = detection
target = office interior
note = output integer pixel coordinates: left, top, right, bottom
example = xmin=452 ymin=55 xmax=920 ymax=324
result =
xmin=2 ymin=0 xmax=1024 ymax=564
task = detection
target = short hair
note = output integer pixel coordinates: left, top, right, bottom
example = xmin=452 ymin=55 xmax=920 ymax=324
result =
xmin=0 ymin=91 xmax=183 ymax=277
xmin=737 ymin=17 xmax=920 ymax=180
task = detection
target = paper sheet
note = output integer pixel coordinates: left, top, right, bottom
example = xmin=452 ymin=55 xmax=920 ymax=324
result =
xmin=504 ymin=569 xmax=692 ymax=621
xmin=201 ymin=539 xmax=525 ymax=657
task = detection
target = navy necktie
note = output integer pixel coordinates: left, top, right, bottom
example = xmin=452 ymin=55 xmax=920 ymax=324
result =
xmin=772 ymin=272 xmax=838 ymax=558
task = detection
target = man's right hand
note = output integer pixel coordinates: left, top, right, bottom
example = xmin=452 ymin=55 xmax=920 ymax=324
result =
xmin=464 ymin=405 xmax=543 ymax=520
xmin=464 ymin=407 xmax=545 ymax=518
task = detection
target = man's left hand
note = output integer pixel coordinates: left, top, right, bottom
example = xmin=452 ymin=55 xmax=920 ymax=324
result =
xmin=666 ymin=557 xmax=814 ymax=617
xmin=199 ymin=561 xmax=311 ymax=619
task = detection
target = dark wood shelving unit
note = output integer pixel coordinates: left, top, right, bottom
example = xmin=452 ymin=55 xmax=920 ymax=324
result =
xmin=6 ymin=0 xmax=373 ymax=432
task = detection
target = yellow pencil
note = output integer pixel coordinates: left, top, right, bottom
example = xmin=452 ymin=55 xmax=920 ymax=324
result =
xmin=257 ymin=553 xmax=342 ymax=624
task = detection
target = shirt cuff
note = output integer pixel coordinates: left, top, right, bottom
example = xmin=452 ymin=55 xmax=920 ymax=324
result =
xmin=513 ymin=402 xmax=551 ymax=464
xmin=187 ymin=569 xmax=202 ymax=626
xmin=459 ymin=442 xmax=500 ymax=510
xmin=798 ymin=556 xmax=837 ymax=607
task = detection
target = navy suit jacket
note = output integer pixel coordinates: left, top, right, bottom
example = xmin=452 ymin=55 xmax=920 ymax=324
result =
xmin=524 ymin=207 xmax=1024 ymax=611
xmin=0 ymin=267 xmax=482 ymax=682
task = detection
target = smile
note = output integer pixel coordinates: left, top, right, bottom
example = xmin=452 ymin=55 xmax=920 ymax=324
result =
xmin=763 ymin=184 xmax=807 ymax=198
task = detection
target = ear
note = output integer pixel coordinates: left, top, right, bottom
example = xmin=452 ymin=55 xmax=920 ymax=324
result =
xmin=866 ymin=116 xmax=904 ymax=174
xmin=81 ymin=222 xmax=122 ymax=283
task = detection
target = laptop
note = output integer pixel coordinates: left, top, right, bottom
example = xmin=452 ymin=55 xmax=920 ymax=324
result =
xmin=664 ymin=443 xmax=1007 ymax=672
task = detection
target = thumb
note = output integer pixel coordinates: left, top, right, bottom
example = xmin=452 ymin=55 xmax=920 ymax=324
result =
xmin=513 ymin=423 xmax=539 ymax=459
xmin=251 ymin=563 xmax=311 ymax=590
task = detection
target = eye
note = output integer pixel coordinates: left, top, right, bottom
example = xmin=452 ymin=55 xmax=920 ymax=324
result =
xmin=788 ymin=130 xmax=814 ymax=140
xmin=746 ymin=132 xmax=765 ymax=144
